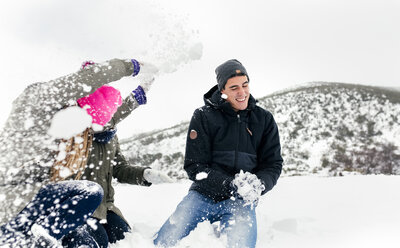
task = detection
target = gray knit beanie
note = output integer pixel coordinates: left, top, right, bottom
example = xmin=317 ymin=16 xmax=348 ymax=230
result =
xmin=215 ymin=59 xmax=249 ymax=91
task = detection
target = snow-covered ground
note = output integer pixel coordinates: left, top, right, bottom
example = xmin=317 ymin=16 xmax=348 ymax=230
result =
xmin=111 ymin=175 xmax=400 ymax=248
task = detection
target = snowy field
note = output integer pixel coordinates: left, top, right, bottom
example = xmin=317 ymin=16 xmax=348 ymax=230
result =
xmin=111 ymin=175 xmax=400 ymax=248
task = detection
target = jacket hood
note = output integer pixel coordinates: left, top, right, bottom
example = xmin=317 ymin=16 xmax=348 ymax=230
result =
xmin=203 ymin=84 xmax=257 ymax=113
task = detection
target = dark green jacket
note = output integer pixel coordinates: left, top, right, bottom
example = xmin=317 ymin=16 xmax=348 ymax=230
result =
xmin=81 ymin=93 xmax=150 ymax=223
xmin=82 ymin=136 xmax=149 ymax=223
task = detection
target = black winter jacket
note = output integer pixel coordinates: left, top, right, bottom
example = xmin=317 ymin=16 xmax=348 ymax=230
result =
xmin=184 ymin=85 xmax=283 ymax=202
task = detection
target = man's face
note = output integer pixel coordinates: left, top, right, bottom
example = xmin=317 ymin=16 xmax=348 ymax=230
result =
xmin=221 ymin=75 xmax=250 ymax=112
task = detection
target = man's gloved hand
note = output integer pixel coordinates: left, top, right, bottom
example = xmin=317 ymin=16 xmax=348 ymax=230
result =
xmin=231 ymin=170 xmax=265 ymax=208
xmin=143 ymin=169 xmax=174 ymax=184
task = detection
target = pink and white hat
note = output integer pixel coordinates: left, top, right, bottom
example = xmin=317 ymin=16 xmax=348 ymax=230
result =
xmin=77 ymin=85 xmax=122 ymax=126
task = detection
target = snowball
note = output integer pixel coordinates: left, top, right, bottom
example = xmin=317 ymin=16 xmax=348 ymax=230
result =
xmin=196 ymin=172 xmax=208 ymax=180
xmin=232 ymin=170 xmax=265 ymax=208
xmin=48 ymin=106 xmax=92 ymax=139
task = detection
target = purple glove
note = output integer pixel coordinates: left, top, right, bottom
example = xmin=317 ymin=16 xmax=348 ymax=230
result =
xmin=131 ymin=59 xmax=141 ymax=77
xmin=81 ymin=60 xmax=95 ymax=69
xmin=132 ymin=85 xmax=147 ymax=105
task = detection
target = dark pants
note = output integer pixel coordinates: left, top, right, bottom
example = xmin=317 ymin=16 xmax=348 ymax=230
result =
xmin=62 ymin=211 xmax=130 ymax=248
xmin=0 ymin=180 xmax=103 ymax=247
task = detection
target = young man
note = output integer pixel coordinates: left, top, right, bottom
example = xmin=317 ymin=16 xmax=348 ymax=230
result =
xmin=154 ymin=59 xmax=283 ymax=248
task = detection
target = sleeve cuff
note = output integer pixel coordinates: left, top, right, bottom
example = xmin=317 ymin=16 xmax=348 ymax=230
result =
xmin=131 ymin=59 xmax=141 ymax=77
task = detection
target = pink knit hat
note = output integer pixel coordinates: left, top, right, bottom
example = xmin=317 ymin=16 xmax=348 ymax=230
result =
xmin=77 ymin=85 xmax=122 ymax=126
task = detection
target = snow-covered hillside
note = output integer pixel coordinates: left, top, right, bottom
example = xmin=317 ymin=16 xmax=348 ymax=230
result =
xmin=111 ymin=175 xmax=400 ymax=248
xmin=120 ymin=82 xmax=400 ymax=178
xmin=260 ymin=82 xmax=400 ymax=176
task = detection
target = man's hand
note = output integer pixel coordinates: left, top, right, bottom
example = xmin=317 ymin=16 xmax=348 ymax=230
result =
xmin=143 ymin=169 xmax=174 ymax=184
xmin=232 ymin=170 xmax=265 ymax=208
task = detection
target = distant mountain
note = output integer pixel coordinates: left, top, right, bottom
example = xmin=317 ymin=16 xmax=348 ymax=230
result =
xmin=120 ymin=82 xmax=400 ymax=178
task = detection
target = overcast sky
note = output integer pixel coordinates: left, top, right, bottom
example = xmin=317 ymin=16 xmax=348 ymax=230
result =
xmin=0 ymin=0 xmax=399 ymax=137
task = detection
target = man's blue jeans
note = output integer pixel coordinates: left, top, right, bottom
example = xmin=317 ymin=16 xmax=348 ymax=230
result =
xmin=154 ymin=190 xmax=257 ymax=248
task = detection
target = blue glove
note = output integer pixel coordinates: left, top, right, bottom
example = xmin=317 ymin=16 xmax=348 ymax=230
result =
xmin=132 ymin=85 xmax=147 ymax=105
xmin=131 ymin=59 xmax=141 ymax=77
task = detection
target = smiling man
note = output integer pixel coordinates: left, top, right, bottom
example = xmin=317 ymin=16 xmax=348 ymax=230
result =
xmin=154 ymin=59 xmax=283 ymax=248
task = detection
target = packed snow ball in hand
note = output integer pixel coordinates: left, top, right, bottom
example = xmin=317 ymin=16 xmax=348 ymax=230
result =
xmin=232 ymin=170 xmax=265 ymax=207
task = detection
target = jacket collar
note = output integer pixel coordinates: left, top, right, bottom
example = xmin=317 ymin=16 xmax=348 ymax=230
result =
xmin=203 ymin=85 xmax=257 ymax=116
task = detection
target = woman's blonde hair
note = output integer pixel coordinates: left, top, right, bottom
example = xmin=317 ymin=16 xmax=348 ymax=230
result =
xmin=50 ymin=128 xmax=93 ymax=182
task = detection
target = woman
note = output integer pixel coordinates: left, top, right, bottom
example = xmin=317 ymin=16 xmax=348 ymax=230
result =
xmin=0 ymin=58 xmax=144 ymax=247
xmin=61 ymin=61 xmax=173 ymax=248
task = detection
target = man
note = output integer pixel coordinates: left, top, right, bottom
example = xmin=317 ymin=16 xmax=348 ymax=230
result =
xmin=154 ymin=59 xmax=283 ymax=248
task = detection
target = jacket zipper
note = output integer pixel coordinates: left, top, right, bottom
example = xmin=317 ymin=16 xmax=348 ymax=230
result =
xmin=234 ymin=114 xmax=241 ymax=170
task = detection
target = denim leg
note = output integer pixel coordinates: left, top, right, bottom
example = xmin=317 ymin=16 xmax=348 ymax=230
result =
xmin=10 ymin=180 xmax=103 ymax=240
xmin=154 ymin=190 xmax=212 ymax=247
xmin=103 ymin=211 xmax=131 ymax=243
xmin=218 ymin=199 xmax=257 ymax=248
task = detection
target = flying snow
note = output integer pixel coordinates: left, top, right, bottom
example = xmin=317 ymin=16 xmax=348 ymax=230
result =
xmin=47 ymin=106 xmax=92 ymax=139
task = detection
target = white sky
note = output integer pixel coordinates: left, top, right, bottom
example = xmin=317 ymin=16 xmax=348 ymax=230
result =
xmin=0 ymin=0 xmax=399 ymax=137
